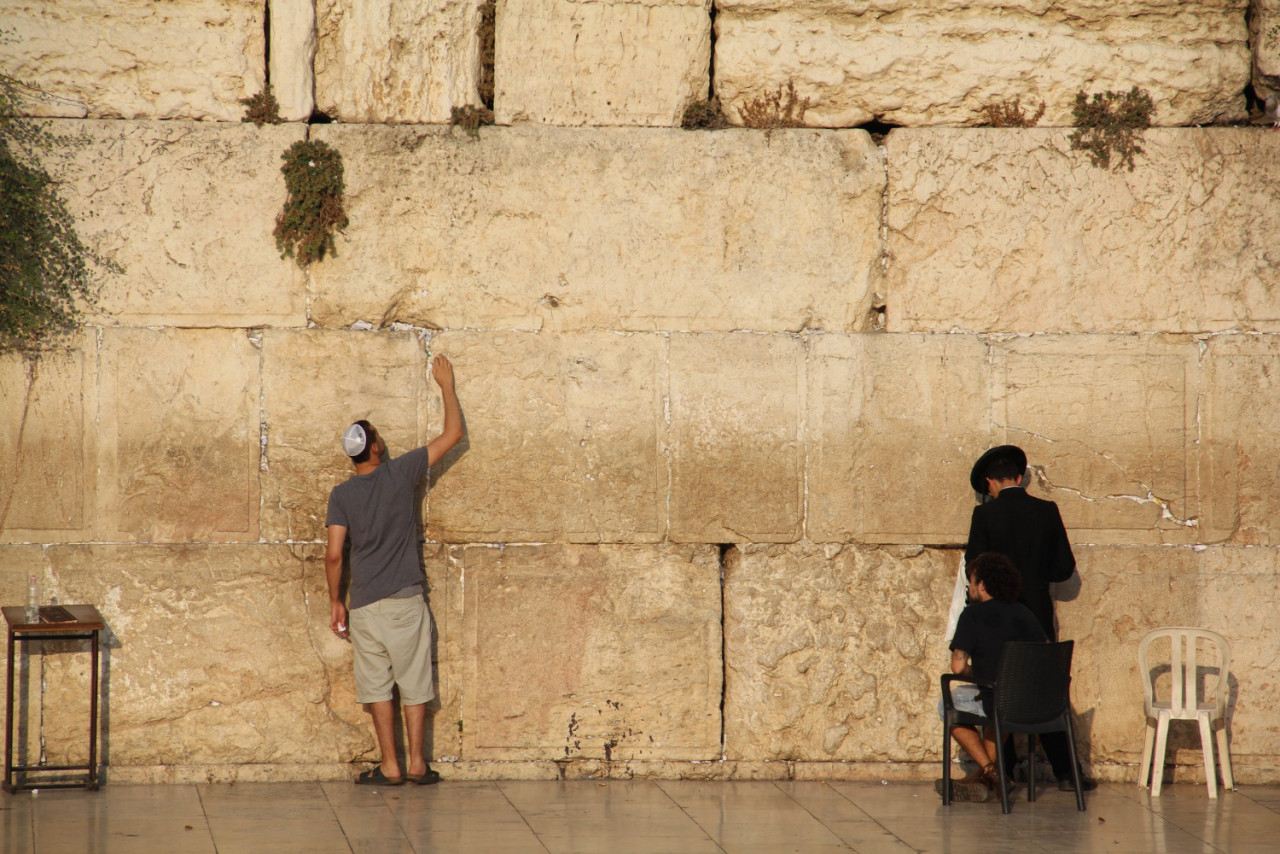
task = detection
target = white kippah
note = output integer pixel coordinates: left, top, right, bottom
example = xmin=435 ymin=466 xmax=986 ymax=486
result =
xmin=341 ymin=423 xmax=367 ymax=457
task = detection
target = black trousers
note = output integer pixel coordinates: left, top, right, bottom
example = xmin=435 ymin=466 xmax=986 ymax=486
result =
xmin=1003 ymin=730 xmax=1080 ymax=780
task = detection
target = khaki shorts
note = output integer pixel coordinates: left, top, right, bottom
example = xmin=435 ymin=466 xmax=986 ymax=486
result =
xmin=349 ymin=594 xmax=436 ymax=705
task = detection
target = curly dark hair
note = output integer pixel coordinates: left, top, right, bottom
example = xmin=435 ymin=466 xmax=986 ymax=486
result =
xmin=969 ymin=552 xmax=1022 ymax=603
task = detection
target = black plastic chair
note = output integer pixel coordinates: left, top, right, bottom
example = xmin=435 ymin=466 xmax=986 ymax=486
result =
xmin=940 ymin=640 xmax=1086 ymax=813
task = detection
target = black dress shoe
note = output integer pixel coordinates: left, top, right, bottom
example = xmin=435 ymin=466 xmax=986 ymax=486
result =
xmin=1059 ymin=775 xmax=1098 ymax=792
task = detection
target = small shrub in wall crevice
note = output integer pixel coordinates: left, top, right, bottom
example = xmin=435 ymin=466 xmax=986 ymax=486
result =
xmin=1068 ymin=87 xmax=1154 ymax=172
xmin=241 ymin=85 xmax=282 ymax=126
xmin=274 ymin=139 xmax=348 ymax=267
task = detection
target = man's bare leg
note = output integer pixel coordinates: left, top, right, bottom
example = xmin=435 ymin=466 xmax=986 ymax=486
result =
xmin=404 ymin=702 xmax=428 ymax=778
xmin=951 ymin=725 xmax=994 ymax=769
xmin=366 ymin=700 xmax=401 ymax=779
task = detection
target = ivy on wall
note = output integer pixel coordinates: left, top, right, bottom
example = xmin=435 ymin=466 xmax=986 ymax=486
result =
xmin=273 ymin=139 xmax=349 ymax=267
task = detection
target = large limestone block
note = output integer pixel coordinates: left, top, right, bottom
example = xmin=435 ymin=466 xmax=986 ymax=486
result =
xmin=259 ymin=330 xmax=435 ymax=542
xmin=1253 ymin=0 xmax=1280 ymax=96
xmin=314 ymin=0 xmax=482 ymax=123
xmin=35 ymin=544 xmax=373 ymax=767
xmin=308 ymin=125 xmax=883 ymax=333
xmin=1202 ymin=335 xmax=1280 ymax=545
xmin=1061 ymin=546 xmax=1280 ymax=772
xmin=427 ymin=332 xmax=667 ymax=543
xmin=0 ymin=341 xmax=97 ymax=542
xmin=807 ymin=334 xmax=991 ymax=544
xmin=670 ymin=334 xmax=804 ymax=543
xmin=886 ymin=129 xmax=1280 ymax=334
xmin=0 ymin=1 xmax=264 ymax=120
xmin=496 ymin=0 xmax=711 ymax=126
xmin=460 ymin=544 xmax=722 ymax=760
xmin=270 ymin=0 xmax=318 ymax=122
xmin=991 ymin=335 xmax=1203 ymax=544
xmin=42 ymin=120 xmax=307 ymax=327
xmin=97 ymin=328 xmax=261 ymax=543
xmin=715 ymin=1 xmax=1250 ymax=128
xmin=723 ymin=544 xmax=955 ymax=761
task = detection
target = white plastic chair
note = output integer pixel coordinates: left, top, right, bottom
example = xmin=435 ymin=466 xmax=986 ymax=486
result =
xmin=1137 ymin=627 xmax=1233 ymax=797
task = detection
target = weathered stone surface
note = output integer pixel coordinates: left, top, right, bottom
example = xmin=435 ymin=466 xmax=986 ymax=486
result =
xmin=34 ymin=544 xmax=372 ymax=767
xmin=0 ymin=341 xmax=96 ymax=542
xmin=308 ymin=125 xmax=883 ymax=333
xmin=1201 ymin=335 xmax=1280 ymax=545
xmin=97 ymin=328 xmax=261 ymax=543
xmin=806 ymin=333 xmax=991 ymax=544
xmin=427 ymin=332 xmax=668 ymax=543
xmin=314 ymin=0 xmax=482 ymax=123
xmin=887 ymin=129 xmax=1280 ymax=334
xmin=460 ymin=544 xmax=721 ymax=760
xmin=259 ymin=329 xmax=433 ymax=542
xmin=992 ymin=335 xmax=1202 ymax=544
xmin=670 ymin=334 xmax=804 ymax=543
xmin=0 ymin=1 xmax=264 ymax=120
xmin=270 ymin=0 xmax=318 ymax=122
xmin=1061 ymin=546 xmax=1280 ymax=774
xmin=715 ymin=1 xmax=1250 ymax=128
xmin=43 ymin=120 xmax=306 ymax=327
xmin=1253 ymin=0 xmax=1280 ymax=96
xmin=496 ymin=0 xmax=711 ymax=126
xmin=723 ymin=544 xmax=955 ymax=761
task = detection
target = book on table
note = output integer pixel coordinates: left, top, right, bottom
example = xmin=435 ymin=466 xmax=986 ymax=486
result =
xmin=38 ymin=605 xmax=77 ymax=624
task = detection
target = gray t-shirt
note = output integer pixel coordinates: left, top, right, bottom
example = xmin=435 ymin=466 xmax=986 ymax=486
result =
xmin=326 ymin=446 xmax=432 ymax=610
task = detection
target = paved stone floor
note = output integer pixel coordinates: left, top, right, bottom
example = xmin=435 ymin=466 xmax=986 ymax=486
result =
xmin=2 ymin=778 xmax=1278 ymax=853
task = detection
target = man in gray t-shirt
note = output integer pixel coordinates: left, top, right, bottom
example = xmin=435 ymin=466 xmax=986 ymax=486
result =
xmin=325 ymin=355 xmax=462 ymax=786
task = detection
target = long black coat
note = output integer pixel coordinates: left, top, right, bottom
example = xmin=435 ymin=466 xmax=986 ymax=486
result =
xmin=964 ymin=487 xmax=1076 ymax=640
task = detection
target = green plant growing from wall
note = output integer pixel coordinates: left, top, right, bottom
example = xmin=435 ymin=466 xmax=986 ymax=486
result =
xmin=241 ymin=85 xmax=282 ymax=126
xmin=273 ymin=139 xmax=349 ymax=267
xmin=0 ymin=71 xmax=110 ymax=353
xmin=681 ymin=96 xmax=729 ymax=130
xmin=1068 ymin=87 xmax=1154 ymax=171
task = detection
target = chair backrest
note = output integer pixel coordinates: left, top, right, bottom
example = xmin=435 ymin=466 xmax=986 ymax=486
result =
xmin=1138 ymin=627 xmax=1230 ymax=718
xmin=993 ymin=641 xmax=1074 ymax=726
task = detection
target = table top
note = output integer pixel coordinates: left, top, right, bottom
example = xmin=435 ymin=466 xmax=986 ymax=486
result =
xmin=2 ymin=605 xmax=104 ymax=633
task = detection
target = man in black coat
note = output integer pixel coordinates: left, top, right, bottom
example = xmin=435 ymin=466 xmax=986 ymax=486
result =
xmin=964 ymin=445 xmax=1097 ymax=792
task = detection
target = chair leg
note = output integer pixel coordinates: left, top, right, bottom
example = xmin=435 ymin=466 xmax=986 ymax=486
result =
xmin=1215 ymin=722 xmax=1234 ymax=791
xmin=993 ymin=721 xmax=1011 ymax=815
xmin=942 ymin=719 xmax=952 ymax=806
xmin=1139 ymin=720 xmax=1156 ymax=788
xmin=1064 ymin=717 xmax=1086 ymax=812
xmin=1026 ymin=733 xmax=1037 ymax=803
xmin=1198 ymin=715 xmax=1217 ymax=799
xmin=1151 ymin=715 xmax=1170 ymax=797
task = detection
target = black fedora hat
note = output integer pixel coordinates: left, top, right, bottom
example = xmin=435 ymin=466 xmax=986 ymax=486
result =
xmin=969 ymin=445 xmax=1028 ymax=495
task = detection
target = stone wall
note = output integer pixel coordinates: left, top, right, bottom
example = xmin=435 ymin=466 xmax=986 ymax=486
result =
xmin=1 ymin=3 xmax=1279 ymax=786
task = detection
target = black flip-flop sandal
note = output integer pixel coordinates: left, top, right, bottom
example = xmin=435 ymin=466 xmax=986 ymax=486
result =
xmin=406 ymin=769 xmax=442 ymax=785
xmin=355 ymin=768 xmax=405 ymax=786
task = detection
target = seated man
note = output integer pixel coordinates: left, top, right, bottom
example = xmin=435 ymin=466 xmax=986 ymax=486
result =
xmin=936 ymin=552 xmax=1047 ymax=802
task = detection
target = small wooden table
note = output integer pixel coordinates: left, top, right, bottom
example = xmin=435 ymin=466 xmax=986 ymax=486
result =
xmin=3 ymin=604 xmax=104 ymax=792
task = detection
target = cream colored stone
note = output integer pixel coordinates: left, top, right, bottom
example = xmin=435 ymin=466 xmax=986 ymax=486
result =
xmin=308 ymin=125 xmax=882 ymax=333
xmin=426 ymin=332 xmax=667 ymax=543
xmin=1253 ymin=0 xmax=1280 ymax=96
xmin=42 ymin=120 xmax=307 ymax=327
xmin=806 ymin=333 xmax=991 ymax=544
xmin=270 ymin=0 xmax=318 ymax=122
xmin=0 ymin=1 xmax=264 ymax=120
xmin=496 ymin=0 xmax=711 ymax=126
xmin=715 ymin=2 xmax=1249 ymax=128
xmin=96 ymin=328 xmax=260 ymax=543
xmin=669 ymin=334 xmax=804 ymax=543
xmin=460 ymin=544 xmax=721 ymax=760
xmin=1061 ymin=546 xmax=1280 ymax=772
xmin=1201 ymin=335 xmax=1280 ymax=545
xmin=259 ymin=329 xmax=433 ymax=542
xmin=723 ymin=544 xmax=954 ymax=761
xmin=886 ymin=129 xmax=1280 ymax=334
xmin=991 ymin=335 xmax=1201 ymax=544
xmin=0 ymin=340 xmax=97 ymax=542
xmin=314 ymin=0 xmax=482 ymax=123
xmin=34 ymin=544 xmax=373 ymax=767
